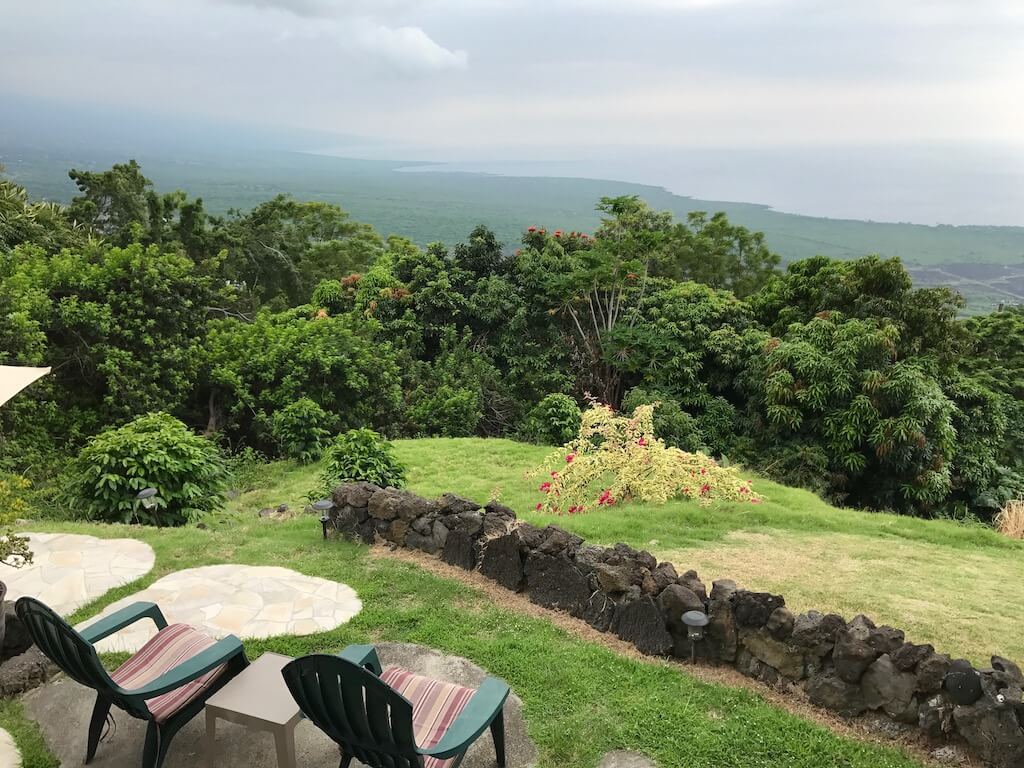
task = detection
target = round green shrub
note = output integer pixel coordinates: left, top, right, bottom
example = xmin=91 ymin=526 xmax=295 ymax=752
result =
xmin=622 ymin=388 xmax=704 ymax=452
xmin=315 ymin=428 xmax=406 ymax=496
xmin=525 ymin=393 xmax=582 ymax=445
xmin=63 ymin=412 xmax=227 ymax=526
xmin=271 ymin=397 xmax=332 ymax=463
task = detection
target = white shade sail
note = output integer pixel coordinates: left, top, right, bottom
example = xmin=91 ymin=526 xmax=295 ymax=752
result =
xmin=0 ymin=366 xmax=51 ymax=408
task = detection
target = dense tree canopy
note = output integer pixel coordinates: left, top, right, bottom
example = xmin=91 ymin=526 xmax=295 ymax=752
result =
xmin=2 ymin=161 xmax=1021 ymax=522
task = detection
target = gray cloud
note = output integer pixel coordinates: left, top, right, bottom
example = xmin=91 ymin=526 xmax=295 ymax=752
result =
xmin=1 ymin=0 xmax=1020 ymax=152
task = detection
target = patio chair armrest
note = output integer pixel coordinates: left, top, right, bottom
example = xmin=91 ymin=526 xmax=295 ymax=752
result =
xmin=79 ymin=602 xmax=168 ymax=644
xmin=124 ymin=635 xmax=245 ymax=700
xmin=420 ymin=676 xmax=510 ymax=760
xmin=338 ymin=644 xmax=382 ymax=675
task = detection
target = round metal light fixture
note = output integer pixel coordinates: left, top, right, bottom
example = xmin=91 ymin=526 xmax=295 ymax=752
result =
xmin=682 ymin=610 xmax=710 ymax=663
xmin=312 ymin=499 xmax=334 ymax=538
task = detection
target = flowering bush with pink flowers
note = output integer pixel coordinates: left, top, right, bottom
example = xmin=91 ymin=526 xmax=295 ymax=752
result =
xmin=531 ymin=403 xmax=759 ymax=514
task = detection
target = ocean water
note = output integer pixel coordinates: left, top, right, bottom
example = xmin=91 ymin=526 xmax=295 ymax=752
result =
xmin=385 ymin=144 xmax=1024 ymax=227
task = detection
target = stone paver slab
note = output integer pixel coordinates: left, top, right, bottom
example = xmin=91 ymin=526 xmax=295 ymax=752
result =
xmin=4 ymin=533 xmax=154 ymax=615
xmin=0 ymin=727 xmax=21 ymax=768
xmin=80 ymin=565 xmax=362 ymax=653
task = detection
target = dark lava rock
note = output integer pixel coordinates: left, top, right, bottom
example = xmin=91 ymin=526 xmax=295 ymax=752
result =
xmin=657 ymin=584 xmax=704 ymax=632
xmin=918 ymin=696 xmax=955 ymax=741
xmin=736 ymin=648 xmax=783 ymax=687
xmin=867 ymin=625 xmax=905 ymax=656
xmin=739 ymin=628 xmax=805 ymax=680
xmin=861 ymin=655 xmax=919 ymax=722
xmin=332 ymin=481 xmax=381 ymax=509
xmin=791 ymin=611 xmax=846 ymax=658
xmin=650 ymin=562 xmax=678 ymax=593
xmin=595 ymin=563 xmax=635 ymax=594
xmin=0 ymin=647 xmax=55 ymax=696
xmin=443 ymin=510 xmax=483 ymax=537
xmin=678 ymin=570 xmax=707 ymax=602
xmin=833 ymin=615 xmax=881 ymax=684
xmin=706 ymin=598 xmax=738 ymax=663
xmin=733 ymin=591 xmax=785 ymax=628
xmin=805 ymin=672 xmax=867 ymax=718
xmin=516 ymin=522 xmax=546 ymax=552
xmin=524 ymin=553 xmax=590 ymax=616
xmin=2 ymin=603 xmax=32 ymax=661
xmin=437 ymin=493 xmax=482 ymax=515
xmin=480 ymin=531 xmax=524 ymax=591
xmin=536 ymin=526 xmax=584 ymax=558
xmin=710 ymin=579 xmax=737 ymax=601
xmin=612 ymin=595 xmax=674 ymax=656
xmin=891 ymin=642 xmax=934 ymax=672
xmin=441 ymin=529 xmax=477 ymax=570
xmin=916 ymin=652 xmax=952 ymax=695
xmin=583 ymin=592 xmax=617 ymax=633
xmin=953 ymin=676 xmax=1024 ymax=768
xmin=766 ymin=607 xmax=795 ymax=641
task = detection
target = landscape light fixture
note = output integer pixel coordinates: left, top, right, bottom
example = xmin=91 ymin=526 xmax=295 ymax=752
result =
xmin=312 ymin=499 xmax=334 ymax=539
xmin=135 ymin=487 xmax=161 ymax=527
xmin=682 ymin=610 xmax=710 ymax=664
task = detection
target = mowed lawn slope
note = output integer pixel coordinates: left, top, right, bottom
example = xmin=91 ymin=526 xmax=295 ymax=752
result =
xmin=232 ymin=437 xmax=1024 ymax=664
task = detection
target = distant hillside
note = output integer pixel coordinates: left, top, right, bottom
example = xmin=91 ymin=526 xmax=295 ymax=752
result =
xmin=4 ymin=145 xmax=1023 ymax=312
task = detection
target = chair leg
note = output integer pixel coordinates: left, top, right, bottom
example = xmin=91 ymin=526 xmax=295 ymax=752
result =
xmin=338 ymin=755 xmax=353 ymax=768
xmin=86 ymin=694 xmax=112 ymax=764
xmin=490 ymin=708 xmax=506 ymax=767
xmin=142 ymin=722 xmax=160 ymax=768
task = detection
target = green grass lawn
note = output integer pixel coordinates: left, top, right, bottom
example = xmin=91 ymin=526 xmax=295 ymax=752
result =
xmin=7 ymin=516 xmax=926 ymax=768
xmin=227 ymin=437 xmax=1024 ymax=664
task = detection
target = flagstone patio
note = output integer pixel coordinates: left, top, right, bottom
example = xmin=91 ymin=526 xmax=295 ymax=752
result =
xmin=3 ymin=533 xmax=155 ymax=615
xmin=0 ymin=728 xmax=20 ymax=768
xmin=80 ymin=564 xmax=363 ymax=653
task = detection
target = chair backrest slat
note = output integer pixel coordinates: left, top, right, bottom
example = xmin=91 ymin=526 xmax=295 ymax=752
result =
xmin=283 ymin=655 xmax=423 ymax=768
xmin=15 ymin=597 xmax=150 ymax=719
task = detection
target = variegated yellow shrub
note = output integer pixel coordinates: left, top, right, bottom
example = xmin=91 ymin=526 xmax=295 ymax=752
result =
xmin=531 ymin=403 xmax=759 ymax=514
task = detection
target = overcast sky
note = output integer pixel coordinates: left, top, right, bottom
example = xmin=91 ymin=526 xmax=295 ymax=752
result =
xmin=3 ymin=0 xmax=1023 ymax=154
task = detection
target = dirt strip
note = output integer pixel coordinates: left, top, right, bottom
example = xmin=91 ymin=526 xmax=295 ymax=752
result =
xmin=370 ymin=545 xmax=969 ymax=768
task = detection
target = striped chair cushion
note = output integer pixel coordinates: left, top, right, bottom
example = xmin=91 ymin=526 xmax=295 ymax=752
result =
xmin=380 ymin=666 xmax=476 ymax=768
xmin=111 ymin=623 xmax=226 ymax=723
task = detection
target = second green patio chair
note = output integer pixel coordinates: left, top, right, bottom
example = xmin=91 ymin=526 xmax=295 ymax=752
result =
xmin=283 ymin=644 xmax=509 ymax=768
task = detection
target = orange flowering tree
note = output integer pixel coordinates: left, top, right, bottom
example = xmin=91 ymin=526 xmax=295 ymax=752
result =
xmin=531 ymin=403 xmax=760 ymax=514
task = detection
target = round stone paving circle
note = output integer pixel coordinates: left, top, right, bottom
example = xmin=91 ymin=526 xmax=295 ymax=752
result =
xmin=3 ymin=533 xmax=155 ymax=616
xmin=0 ymin=727 xmax=21 ymax=768
xmin=82 ymin=564 xmax=362 ymax=653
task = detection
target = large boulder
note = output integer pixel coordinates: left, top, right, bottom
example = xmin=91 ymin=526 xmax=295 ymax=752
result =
xmin=861 ymin=655 xmax=919 ymax=722
xmin=656 ymin=584 xmax=704 ymax=630
xmin=732 ymin=591 xmax=785 ymax=628
xmin=437 ymin=493 xmax=481 ymax=515
xmin=405 ymin=520 xmax=448 ymax=555
xmin=953 ymin=674 xmax=1024 ymax=768
xmin=678 ymin=570 xmax=707 ymax=602
xmin=612 ymin=595 xmax=673 ymax=656
xmin=833 ymin=615 xmax=881 ymax=683
xmin=739 ymin=628 xmax=805 ymax=680
xmin=791 ymin=611 xmax=846 ymax=653
xmin=535 ymin=526 xmax=584 ymax=558
xmin=331 ymin=481 xmax=381 ymax=509
xmin=482 ymin=501 xmax=516 ymax=537
xmin=710 ymin=579 xmax=738 ymax=601
xmin=441 ymin=529 xmax=478 ymax=570
xmin=916 ymin=652 xmax=952 ymax=695
xmin=766 ymin=607 xmax=795 ymax=641
xmin=479 ymin=531 xmax=525 ymax=591
xmin=706 ymin=597 xmax=738 ymax=663
xmin=805 ymin=672 xmax=867 ymax=718
xmin=524 ymin=554 xmax=590 ymax=616
xmin=367 ymin=487 xmax=405 ymax=521
xmin=891 ymin=642 xmax=934 ymax=672
xmin=595 ymin=564 xmax=635 ymax=594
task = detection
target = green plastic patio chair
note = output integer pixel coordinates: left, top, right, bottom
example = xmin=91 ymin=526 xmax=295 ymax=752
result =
xmin=16 ymin=596 xmax=248 ymax=768
xmin=282 ymin=644 xmax=509 ymax=768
